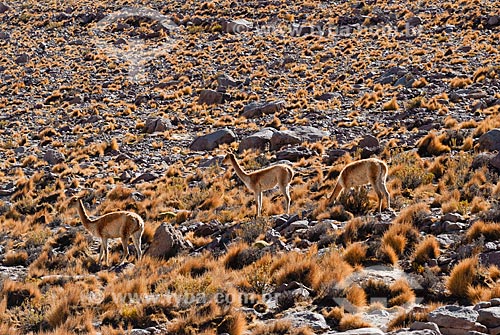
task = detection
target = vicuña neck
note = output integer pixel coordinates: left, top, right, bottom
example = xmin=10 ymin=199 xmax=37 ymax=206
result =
xmin=76 ymin=199 xmax=96 ymax=228
xmin=229 ymin=155 xmax=251 ymax=185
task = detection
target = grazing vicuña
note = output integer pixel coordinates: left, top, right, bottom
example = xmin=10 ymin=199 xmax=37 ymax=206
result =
xmin=328 ymin=158 xmax=390 ymax=213
xmin=223 ymin=153 xmax=294 ymax=217
xmin=70 ymin=196 xmax=144 ymax=265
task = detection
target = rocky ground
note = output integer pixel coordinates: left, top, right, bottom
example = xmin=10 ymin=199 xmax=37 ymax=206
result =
xmin=0 ymin=0 xmax=500 ymax=334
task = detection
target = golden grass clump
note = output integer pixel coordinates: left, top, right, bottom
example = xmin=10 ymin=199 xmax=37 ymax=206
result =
xmin=412 ymin=236 xmax=440 ymax=265
xmin=388 ymin=279 xmax=416 ymax=307
xmin=466 ymin=220 xmax=500 ymax=242
xmin=338 ymin=313 xmax=372 ymax=331
xmin=346 ymin=285 xmax=367 ymax=308
xmin=343 ymin=242 xmax=368 ymax=266
xmin=382 ymin=97 xmax=400 ymax=111
xmin=446 ymin=257 xmax=479 ymax=298
xmin=416 ymin=131 xmax=451 ymax=156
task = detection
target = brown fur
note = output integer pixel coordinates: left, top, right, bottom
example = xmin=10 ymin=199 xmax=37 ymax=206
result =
xmin=223 ymin=153 xmax=294 ymax=217
xmin=70 ymin=197 xmax=144 ymax=265
xmin=328 ymin=158 xmax=390 ymax=213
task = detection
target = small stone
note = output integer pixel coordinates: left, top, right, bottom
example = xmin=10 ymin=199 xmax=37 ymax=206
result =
xmin=15 ymin=54 xmax=29 ymax=65
xmin=478 ymin=129 xmax=500 ymax=152
xmin=241 ymin=100 xmax=285 ymax=118
xmin=407 ymin=16 xmax=423 ymax=27
xmin=0 ymin=2 xmax=10 ymax=13
xmin=198 ymin=89 xmax=225 ymax=105
xmin=43 ymin=149 xmax=65 ymax=165
xmin=190 ymin=128 xmax=237 ymax=151
xmin=144 ymin=117 xmax=172 ymax=134
xmin=223 ymin=18 xmax=252 ymax=33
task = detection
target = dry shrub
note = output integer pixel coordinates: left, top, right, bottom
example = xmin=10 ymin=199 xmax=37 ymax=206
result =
xmin=223 ymin=242 xmax=262 ymax=270
xmin=274 ymin=254 xmax=321 ymax=290
xmin=382 ymin=97 xmax=399 ymax=111
xmin=417 ymin=131 xmax=451 ymax=156
xmin=466 ymin=220 xmax=500 ymax=242
xmin=381 ymin=223 xmax=419 ymax=257
xmin=318 ymin=250 xmax=354 ymax=291
xmin=1 ymin=280 xmax=41 ymax=308
xmin=343 ymin=217 xmax=370 ymax=244
xmin=470 ymin=197 xmax=490 ymax=214
xmin=468 ymin=285 xmax=492 ymax=304
xmin=394 ymin=203 xmax=431 ymax=227
xmin=179 ymin=253 xmax=216 ymax=277
xmin=346 ymin=285 xmax=367 ymax=307
xmin=343 ymin=242 xmax=367 ymax=266
xmin=446 ymin=257 xmax=478 ymax=297
xmin=2 ymin=250 xmax=28 ymax=266
xmin=338 ymin=313 xmax=372 ymax=331
xmin=412 ymin=236 xmax=440 ymax=265
xmin=389 ymin=279 xmax=415 ymax=307
xmin=251 ymin=319 xmax=291 ymax=335
xmin=379 ymin=244 xmax=398 ymax=265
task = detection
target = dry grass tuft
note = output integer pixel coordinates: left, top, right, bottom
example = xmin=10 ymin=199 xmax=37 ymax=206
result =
xmin=412 ymin=236 xmax=440 ymax=265
xmin=346 ymin=285 xmax=367 ymax=308
xmin=338 ymin=313 xmax=372 ymax=331
xmin=343 ymin=242 xmax=367 ymax=266
xmin=417 ymin=131 xmax=451 ymax=156
xmin=466 ymin=220 xmax=500 ymax=242
xmin=446 ymin=257 xmax=479 ymax=298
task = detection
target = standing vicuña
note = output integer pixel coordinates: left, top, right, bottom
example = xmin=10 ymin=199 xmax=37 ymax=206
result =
xmin=70 ymin=196 xmax=144 ymax=265
xmin=223 ymin=153 xmax=294 ymax=217
xmin=327 ymin=158 xmax=390 ymax=213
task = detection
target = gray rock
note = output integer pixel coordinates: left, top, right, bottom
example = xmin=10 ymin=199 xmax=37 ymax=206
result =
xmin=284 ymin=310 xmax=329 ymax=331
xmin=478 ymin=129 xmax=500 ymax=152
xmin=479 ymin=251 xmax=500 ymax=267
xmin=145 ymin=223 xmax=192 ymax=259
xmin=487 ymin=15 xmax=499 ymax=27
xmin=129 ymin=330 xmax=151 ymax=335
xmin=43 ymin=149 xmax=65 ymax=165
xmin=490 ymin=298 xmax=500 ymax=307
xmin=238 ymin=128 xmax=276 ymax=152
xmin=144 ymin=117 xmax=172 ymax=134
xmin=131 ymin=172 xmax=159 ymax=184
xmin=217 ymin=73 xmax=242 ymax=88
xmin=441 ymin=212 xmax=463 ymax=223
xmin=0 ymin=2 xmax=10 ymax=13
xmin=241 ymin=100 xmax=285 ymax=118
xmin=270 ymin=130 xmax=302 ymax=151
xmin=15 ymin=54 xmax=29 ymax=65
xmin=390 ymin=330 xmax=440 ymax=335
xmin=490 ymin=152 xmax=500 ymax=170
xmin=474 ymin=301 xmax=492 ymax=310
xmin=276 ymin=146 xmax=314 ymax=162
xmin=407 ymin=16 xmax=423 ymax=27
xmin=291 ymin=126 xmax=330 ymax=142
xmin=330 ymin=328 xmax=384 ymax=334
xmin=198 ymin=89 xmax=224 ymax=105
xmin=477 ymin=306 xmax=500 ymax=328
xmin=410 ymin=321 xmax=441 ymax=334
xmin=190 ymin=128 xmax=236 ymax=151
xmin=359 ymin=134 xmax=380 ymax=149
xmin=223 ymin=18 xmax=252 ymax=33
xmin=428 ymin=306 xmax=483 ymax=332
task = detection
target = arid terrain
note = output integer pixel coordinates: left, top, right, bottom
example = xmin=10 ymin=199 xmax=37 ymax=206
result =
xmin=0 ymin=0 xmax=500 ymax=334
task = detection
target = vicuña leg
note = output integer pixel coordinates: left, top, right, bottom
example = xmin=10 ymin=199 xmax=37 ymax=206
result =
xmin=132 ymin=230 xmax=143 ymax=261
xmin=256 ymin=191 xmax=263 ymax=217
xmin=120 ymin=235 xmax=130 ymax=264
xmin=101 ymin=238 xmax=109 ymax=265
xmin=280 ymin=184 xmax=291 ymax=214
xmin=328 ymin=181 xmax=344 ymax=203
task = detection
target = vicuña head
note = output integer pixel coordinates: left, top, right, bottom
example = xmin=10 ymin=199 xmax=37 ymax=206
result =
xmin=327 ymin=157 xmax=390 ymax=214
xmin=223 ymin=152 xmax=294 ymax=217
xmin=69 ymin=195 xmax=144 ymax=266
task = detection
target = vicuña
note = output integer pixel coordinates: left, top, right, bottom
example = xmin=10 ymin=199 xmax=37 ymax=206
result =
xmin=328 ymin=158 xmax=390 ymax=213
xmin=223 ymin=153 xmax=294 ymax=217
xmin=70 ymin=196 xmax=144 ymax=265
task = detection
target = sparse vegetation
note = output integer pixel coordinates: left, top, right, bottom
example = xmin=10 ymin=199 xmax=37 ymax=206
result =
xmin=0 ymin=0 xmax=498 ymax=333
